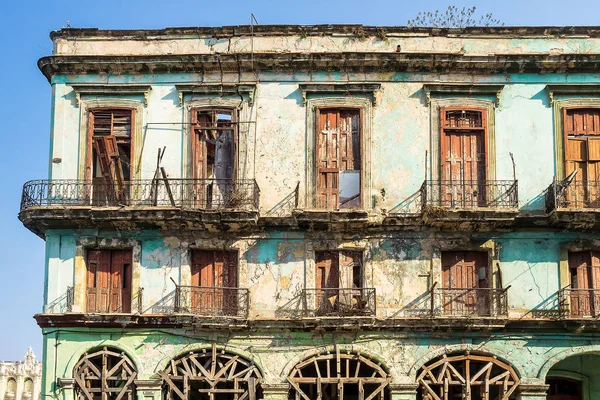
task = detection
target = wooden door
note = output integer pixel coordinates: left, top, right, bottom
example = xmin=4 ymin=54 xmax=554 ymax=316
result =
xmin=564 ymin=108 xmax=600 ymax=207
xmin=86 ymin=249 xmax=132 ymax=313
xmin=191 ymin=250 xmax=238 ymax=314
xmin=316 ymin=109 xmax=361 ymax=209
xmin=440 ymin=108 xmax=487 ymax=208
xmin=442 ymin=251 xmax=488 ymax=315
xmin=568 ymin=251 xmax=600 ymax=317
xmin=315 ymin=251 xmax=340 ymax=311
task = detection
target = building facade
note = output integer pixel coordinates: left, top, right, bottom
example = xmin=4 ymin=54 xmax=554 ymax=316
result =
xmin=20 ymin=25 xmax=600 ymax=400
xmin=0 ymin=349 xmax=42 ymax=400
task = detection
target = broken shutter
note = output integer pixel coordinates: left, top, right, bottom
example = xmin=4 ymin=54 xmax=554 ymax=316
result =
xmin=440 ymin=108 xmax=488 ymax=207
xmin=90 ymin=109 xmax=133 ymax=204
xmin=191 ymin=250 xmax=238 ymax=313
xmin=569 ymin=251 xmax=600 ymax=317
xmin=316 ymin=109 xmax=361 ymax=209
xmin=441 ymin=251 xmax=488 ymax=315
xmin=564 ymin=108 xmax=600 ymax=206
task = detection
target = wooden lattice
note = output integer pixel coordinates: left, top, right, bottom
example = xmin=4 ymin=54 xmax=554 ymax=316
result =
xmin=288 ymin=347 xmax=390 ymax=400
xmin=73 ymin=347 xmax=137 ymax=400
xmin=160 ymin=343 xmax=262 ymax=400
xmin=417 ymin=353 xmax=520 ymax=400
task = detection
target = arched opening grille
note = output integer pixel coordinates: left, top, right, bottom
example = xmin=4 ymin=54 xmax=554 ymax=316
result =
xmin=160 ymin=344 xmax=262 ymax=400
xmin=288 ymin=348 xmax=390 ymax=400
xmin=417 ymin=353 xmax=519 ymax=400
xmin=73 ymin=347 xmax=137 ymax=400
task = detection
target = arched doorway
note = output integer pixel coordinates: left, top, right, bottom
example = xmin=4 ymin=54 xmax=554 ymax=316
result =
xmin=160 ymin=344 xmax=263 ymax=400
xmin=73 ymin=347 xmax=137 ymax=400
xmin=288 ymin=348 xmax=391 ymax=400
xmin=416 ymin=352 xmax=519 ymax=400
xmin=547 ymin=377 xmax=582 ymax=400
xmin=545 ymin=352 xmax=600 ymax=400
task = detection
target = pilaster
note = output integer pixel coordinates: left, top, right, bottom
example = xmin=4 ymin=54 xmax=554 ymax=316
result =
xmin=135 ymin=380 xmax=162 ymax=400
xmin=516 ymin=381 xmax=549 ymax=400
xmin=389 ymin=383 xmax=418 ymax=400
xmin=262 ymin=383 xmax=289 ymax=400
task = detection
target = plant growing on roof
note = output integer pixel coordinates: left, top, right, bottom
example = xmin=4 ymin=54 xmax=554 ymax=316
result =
xmin=407 ymin=6 xmax=503 ymax=28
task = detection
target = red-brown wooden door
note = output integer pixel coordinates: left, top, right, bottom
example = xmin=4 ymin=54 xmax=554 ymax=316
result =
xmin=564 ymin=108 xmax=600 ymax=207
xmin=440 ymin=108 xmax=488 ymax=208
xmin=315 ymin=251 xmax=362 ymax=313
xmin=191 ymin=250 xmax=238 ymax=314
xmin=316 ymin=109 xmax=361 ymax=209
xmin=568 ymin=251 xmax=600 ymax=317
xmin=441 ymin=251 xmax=488 ymax=315
xmin=86 ymin=249 xmax=132 ymax=313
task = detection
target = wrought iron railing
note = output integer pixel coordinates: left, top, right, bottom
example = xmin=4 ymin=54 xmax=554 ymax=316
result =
xmin=20 ymin=179 xmax=260 ymax=211
xmin=84 ymin=287 xmax=144 ymax=314
xmin=302 ymin=288 xmax=376 ymax=317
xmin=421 ymin=180 xmax=518 ymax=209
xmin=174 ymin=286 xmax=249 ymax=318
xmin=546 ymin=180 xmax=600 ymax=211
xmin=432 ymin=287 xmax=509 ymax=318
xmin=559 ymin=286 xmax=600 ymax=318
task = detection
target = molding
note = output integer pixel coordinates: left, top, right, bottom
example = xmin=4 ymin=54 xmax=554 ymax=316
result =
xmin=546 ymin=84 xmax=600 ymax=105
xmin=69 ymin=84 xmax=151 ymax=107
xmin=175 ymin=83 xmax=256 ymax=107
xmin=298 ymin=83 xmax=382 ymax=106
xmin=423 ymin=84 xmax=504 ymax=107
xmin=517 ymin=383 xmax=550 ymax=396
xmin=261 ymin=383 xmax=290 ymax=394
xmin=56 ymin=378 xmax=74 ymax=389
xmin=388 ymin=383 xmax=418 ymax=394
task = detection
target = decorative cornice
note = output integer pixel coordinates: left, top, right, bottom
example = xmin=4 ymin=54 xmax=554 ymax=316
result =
xmin=517 ymin=383 xmax=550 ymax=395
xmin=261 ymin=383 xmax=290 ymax=394
xmin=546 ymin=84 xmax=600 ymax=105
xmin=39 ymin=53 xmax=600 ymax=83
xmin=175 ymin=83 xmax=257 ymax=107
xmin=298 ymin=83 xmax=382 ymax=106
xmin=423 ymin=83 xmax=505 ymax=107
xmin=388 ymin=383 xmax=419 ymax=394
xmin=69 ymin=83 xmax=152 ymax=107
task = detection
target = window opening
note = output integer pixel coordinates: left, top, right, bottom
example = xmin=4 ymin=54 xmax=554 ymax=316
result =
xmin=563 ymin=107 xmax=600 ymax=207
xmin=86 ymin=249 xmax=133 ymax=313
xmin=314 ymin=251 xmax=365 ymax=315
xmin=316 ymin=109 xmax=361 ymax=209
xmin=73 ymin=347 xmax=137 ymax=400
xmin=547 ymin=377 xmax=582 ymax=400
xmin=89 ymin=109 xmax=133 ymax=205
xmin=417 ymin=353 xmax=519 ymax=400
xmin=5 ymin=379 xmax=16 ymax=400
xmin=160 ymin=344 xmax=262 ymax=400
xmin=288 ymin=347 xmax=389 ymax=400
xmin=441 ymin=251 xmax=490 ymax=316
xmin=568 ymin=251 xmax=600 ymax=317
xmin=440 ymin=108 xmax=488 ymax=208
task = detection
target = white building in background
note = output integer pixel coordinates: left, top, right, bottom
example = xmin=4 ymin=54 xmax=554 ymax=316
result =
xmin=0 ymin=349 xmax=41 ymax=400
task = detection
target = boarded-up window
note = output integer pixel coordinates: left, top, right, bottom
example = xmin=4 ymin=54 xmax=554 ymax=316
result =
xmin=441 ymin=251 xmax=489 ymax=315
xmin=86 ymin=249 xmax=132 ymax=313
xmin=190 ymin=250 xmax=238 ymax=313
xmin=316 ymin=109 xmax=361 ymax=209
xmin=89 ymin=109 xmax=134 ymax=204
xmin=564 ymin=108 xmax=600 ymax=205
xmin=568 ymin=251 xmax=600 ymax=317
xmin=440 ymin=108 xmax=488 ymax=207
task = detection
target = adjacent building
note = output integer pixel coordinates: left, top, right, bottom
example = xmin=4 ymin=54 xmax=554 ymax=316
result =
xmin=0 ymin=349 xmax=42 ymax=400
xmin=20 ymin=25 xmax=600 ymax=400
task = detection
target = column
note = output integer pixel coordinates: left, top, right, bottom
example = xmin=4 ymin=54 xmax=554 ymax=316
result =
xmin=389 ymin=383 xmax=418 ymax=400
xmin=262 ymin=383 xmax=289 ymax=400
xmin=135 ymin=380 xmax=162 ymax=400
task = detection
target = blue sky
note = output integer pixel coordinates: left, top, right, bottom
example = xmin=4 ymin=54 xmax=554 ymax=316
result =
xmin=0 ymin=0 xmax=599 ymax=361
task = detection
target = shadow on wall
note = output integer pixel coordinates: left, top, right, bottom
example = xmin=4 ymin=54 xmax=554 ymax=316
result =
xmin=389 ymin=189 xmax=423 ymax=215
xmin=275 ymin=292 xmax=304 ymax=319
xmin=266 ymin=183 xmax=300 ymax=217
xmin=388 ymin=289 xmax=433 ymax=318
xmin=147 ymin=290 xmax=176 ymax=314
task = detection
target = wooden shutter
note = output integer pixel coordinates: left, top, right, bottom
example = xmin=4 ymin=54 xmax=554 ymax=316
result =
xmin=191 ymin=250 xmax=238 ymax=312
xmin=442 ymin=251 xmax=488 ymax=314
xmin=564 ymin=108 xmax=600 ymax=188
xmin=315 ymin=251 xmax=340 ymax=289
xmin=316 ymin=109 xmax=361 ymax=209
xmin=86 ymin=250 xmax=111 ymax=313
xmin=339 ymin=251 xmax=362 ymax=289
xmin=110 ymin=250 xmax=132 ymax=313
xmin=191 ymin=110 xmax=211 ymax=180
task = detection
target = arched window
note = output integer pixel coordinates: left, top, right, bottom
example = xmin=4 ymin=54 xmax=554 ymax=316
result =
xmin=288 ymin=348 xmax=390 ymax=400
xmin=23 ymin=379 xmax=34 ymax=398
xmin=417 ymin=353 xmax=519 ymax=400
xmin=160 ymin=344 xmax=262 ymax=400
xmin=5 ymin=378 xmax=16 ymax=400
xmin=73 ymin=347 xmax=137 ymax=400
xmin=547 ymin=377 xmax=582 ymax=400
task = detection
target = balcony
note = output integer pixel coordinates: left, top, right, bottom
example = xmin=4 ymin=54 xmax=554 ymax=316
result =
xmin=301 ymin=288 xmax=376 ymax=318
xmin=173 ymin=286 xmax=249 ymax=319
xmin=559 ymin=286 xmax=600 ymax=319
xmin=19 ymin=179 xmax=260 ymax=235
xmin=420 ymin=180 xmax=519 ymax=229
xmin=432 ymin=286 xmax=509 ymax=318
xmin=546 ymin=180 xmax=600 ymax=228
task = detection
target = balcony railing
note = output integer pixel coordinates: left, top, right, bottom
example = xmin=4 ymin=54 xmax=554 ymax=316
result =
xmin=546 ymin=180 xmax=600 ymax=211
xmin=80 ymin=287 xmax=143 ymax=314
xmin=559 ymin=287 xmax=600 ymax=318
xmin=174 ymin=286 xmax=249 ymax=318
xmin=432 ymin=286 xmax=509 ymax=318
xmin=20 ymin=179 xmax=260 ymax=211
xmin=421 ymin=180 xmax=518 ymax=210
xmin=302 ymin=288 xmax=376 ymax=317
